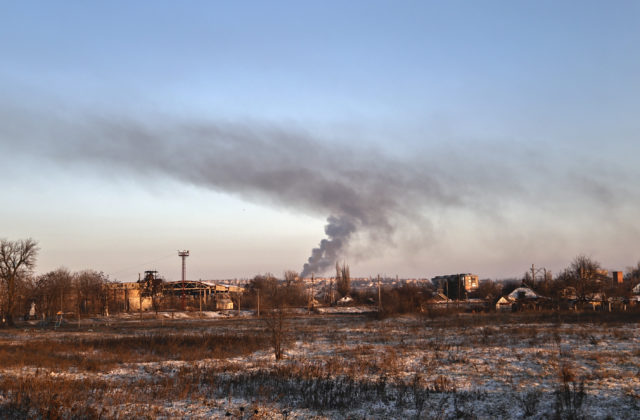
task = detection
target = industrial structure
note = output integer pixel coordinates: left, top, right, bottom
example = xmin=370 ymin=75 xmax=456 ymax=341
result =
xmin=178 ymin=250 xmax=189 ymax=309
xmin=105 ymin=251 xmax=243 ymax=312
xmin=106 ymin=277 xmax=243 ymax=312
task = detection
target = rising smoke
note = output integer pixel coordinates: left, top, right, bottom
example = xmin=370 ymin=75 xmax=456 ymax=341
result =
xmin=4 ymin=107 xmax=631 ymax=277
xmin=1 ymin=109 xmax=471 ymax=276
xmin=301 ymin=215 xmax=357 ymax=278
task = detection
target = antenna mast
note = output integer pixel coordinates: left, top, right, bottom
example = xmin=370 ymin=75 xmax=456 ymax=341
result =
xmin=178 ymin=250 xmax=189 ymax=309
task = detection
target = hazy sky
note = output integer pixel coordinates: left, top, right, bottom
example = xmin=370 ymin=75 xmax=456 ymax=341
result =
xmin=1 ymin=1 xmax=639 ymax=281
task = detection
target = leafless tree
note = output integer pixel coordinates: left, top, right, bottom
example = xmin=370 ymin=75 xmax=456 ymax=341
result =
xmin=473 ymin=279 xmax=503 ymax=302
xmin=626 ymin=261 xmax=640 ymax=283
xmin=33 ymin=268 xmax=74 ymax=318
xmin=283 ymin=270 xmax=306 ymax=307
xmin=0 ymin=238 xmax=39 ymax=326
xmin=242 ymin=274 xmax=276 ymax=309
xmin=261 ymin=280 xmax=289 ymax=361
xmin=74 ymin=270 xmax=108 ymax=316
xmin=139 ymin=271 xmax=164 ymax=315
xmin=336 ymin=261 xmax=351 ymax=298
xmin=283 ymin=270 xmax=298 ymax=286
xmin=570 ymin=255 xmax=602 ymax=281
xmin=558 ymin=255 xmax=605 ymax=303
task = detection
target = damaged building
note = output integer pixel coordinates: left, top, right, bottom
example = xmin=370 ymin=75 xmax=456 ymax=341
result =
xmin=106 ymin=271 xmax=244 ymax=312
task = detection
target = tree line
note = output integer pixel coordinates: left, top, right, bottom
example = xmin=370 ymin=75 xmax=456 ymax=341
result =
xmin=3 ymin=236 xmax=640 ymax=327
xmin=0 ymin=238 xmax=109 ymax=326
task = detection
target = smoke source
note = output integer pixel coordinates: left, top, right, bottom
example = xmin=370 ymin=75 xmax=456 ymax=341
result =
xmin=7 ymin=107 xmax=622 ymax=277
xmin=301 ymin=215 xmax=357 ymax=278
xmin=3 ymin=110 xmax=471 ymax=276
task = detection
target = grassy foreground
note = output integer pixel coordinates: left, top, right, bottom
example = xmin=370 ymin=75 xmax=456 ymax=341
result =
xmin=0 ymin=312 xmax=639 ymax=419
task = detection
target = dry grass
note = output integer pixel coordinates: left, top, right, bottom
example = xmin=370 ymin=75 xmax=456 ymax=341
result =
xmin=0 ymin=331 xmax=267 ymax=372
xmin=0 ymin=312 xmax=638 ymax=418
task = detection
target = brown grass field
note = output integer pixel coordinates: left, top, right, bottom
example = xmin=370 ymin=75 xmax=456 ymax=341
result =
xmin=0 ymin=311 xmax=639 ymax=419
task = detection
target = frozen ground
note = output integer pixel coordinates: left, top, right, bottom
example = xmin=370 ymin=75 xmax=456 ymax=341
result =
xmin=0 ymin=312 xmax=639 ymax=418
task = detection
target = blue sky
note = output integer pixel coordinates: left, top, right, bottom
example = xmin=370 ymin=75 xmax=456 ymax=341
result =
xmin=1 ymin=1 xmax=639 ymax=281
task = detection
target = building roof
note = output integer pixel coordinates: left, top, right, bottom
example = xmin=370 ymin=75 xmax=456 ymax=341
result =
xmin=428 ymin=292 xmax=451 ymax=303
xmin=496 ymin=296 xmax=515 ymax=304
xmin=507 ymin=286 xmax=542 ymax=300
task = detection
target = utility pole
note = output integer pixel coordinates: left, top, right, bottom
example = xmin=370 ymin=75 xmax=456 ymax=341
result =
xmin=178 ymin=250 xmax=189 ymax=310
xmin=257 ymin=289 xmax=260 ymax=318
xmin=458 ymin=274 xmax=462 ymax=309
xmin=77 ymin=285 xmax=81 ymax=328
xmin=377 ymin=274 xmax=382 ymax=312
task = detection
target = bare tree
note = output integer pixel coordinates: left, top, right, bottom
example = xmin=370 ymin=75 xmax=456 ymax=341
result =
xmin=75 ymin=270 xmax=108 ymax=316
xmin=570 ymin=255 xmax=602 ymax=281
xmin=34 ymin=268 xmax=74 ymax=318
xmin=336 ymin=261 xmax=351 ymax=298
xmin=626 ymin=261 xmax=640 ymax=283
xmin=283 ymin=270 xmax=298 ymax=286
xmin=138 ymin=271 xmax=164 ymax=315
xmin=473 ymin=279 xmax=503 ymax=302
xmin=261 ymin=279 xmax=289 ymax=361
xmin=563 ymin=255 xmax=605 ymax=303
xmin=0 ymin=238 xmax=39 ymax=326
xmin=242 ymin=274 xmax=276 ymax=310
xmin=283 ymin=270 xmax=306 ymax=307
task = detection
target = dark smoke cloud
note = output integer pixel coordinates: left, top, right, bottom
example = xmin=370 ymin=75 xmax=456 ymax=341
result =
xmin=301 ymin=215 xmax=357 ymax=277
xmin=2 ymin=109 xmax=483 ymax=276
xmin=3 ymin=106 xmax=633 ymax=277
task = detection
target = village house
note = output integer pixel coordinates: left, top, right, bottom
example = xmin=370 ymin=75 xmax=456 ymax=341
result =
xmin=496 ymin=286 xmax=549 ymax=312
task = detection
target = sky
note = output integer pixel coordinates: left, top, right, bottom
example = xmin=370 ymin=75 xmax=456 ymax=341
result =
xmin=1 ymin=1 xmax=639 ymax=282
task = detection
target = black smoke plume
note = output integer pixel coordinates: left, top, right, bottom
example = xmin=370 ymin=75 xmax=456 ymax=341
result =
xmin=2 ymin=110 xmax=474 ymax=276
xmin=301 ymin=215 xmax=357 ymax=278
xmin=6 ymin=107 xmax=602 ymax=277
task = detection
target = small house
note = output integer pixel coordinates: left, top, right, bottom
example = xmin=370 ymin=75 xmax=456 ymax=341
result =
xmin=497 ymin=286 xmax=549 ymax=311
xmin=496 ymin=296 xmax=515 ymax=312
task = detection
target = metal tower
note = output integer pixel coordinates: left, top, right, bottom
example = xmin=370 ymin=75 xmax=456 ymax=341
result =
xmin=178 ymin=250 xmax=189 ymax=309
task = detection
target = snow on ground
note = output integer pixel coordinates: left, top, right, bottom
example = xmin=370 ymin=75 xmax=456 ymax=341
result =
xmin=315 ymin=305 xmax=373 ymax=314
xmin=0 ymin=313 xmax=639 ymax=418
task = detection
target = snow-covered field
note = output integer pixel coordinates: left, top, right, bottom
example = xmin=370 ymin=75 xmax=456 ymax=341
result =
xmin=0 ymin=312 xmax=638 ymax=419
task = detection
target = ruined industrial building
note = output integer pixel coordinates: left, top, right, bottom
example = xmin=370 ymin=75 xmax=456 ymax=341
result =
xmin=107 ymin=271 xmax=244 ymax=313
